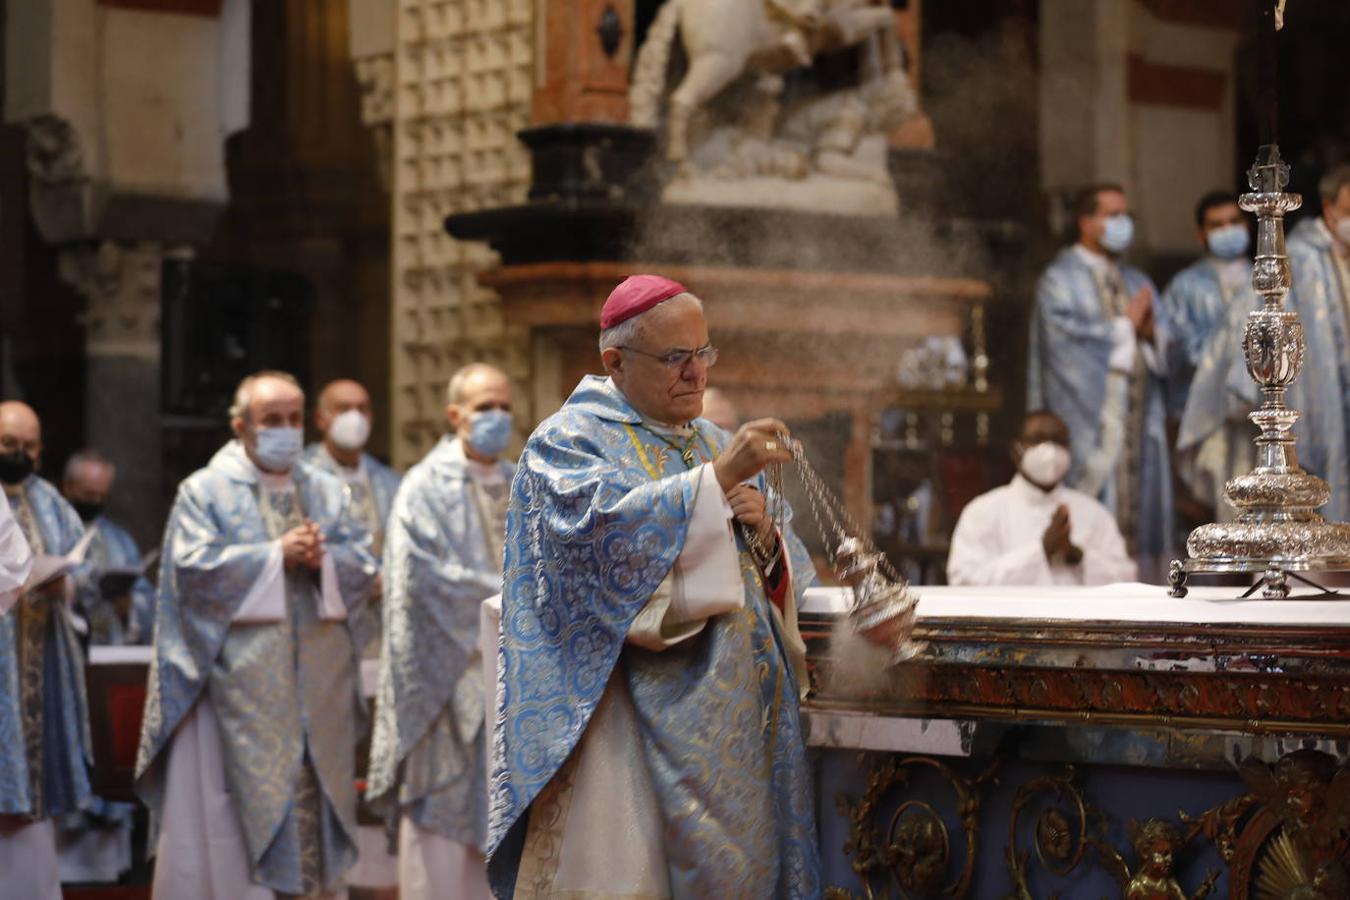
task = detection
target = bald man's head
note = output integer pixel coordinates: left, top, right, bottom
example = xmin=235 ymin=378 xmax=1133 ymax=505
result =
xmin=445 ymin=363 xmax=513 ymax=463
xmin=0 ymin=401 xmax=42 ymax=485
xmin=229 ymin=371 xmax=306 ymax=474
xmin=317 ymin=380 xmax=371 ymax=419
xmin=315 ymin=379 xmax=374 ymax=461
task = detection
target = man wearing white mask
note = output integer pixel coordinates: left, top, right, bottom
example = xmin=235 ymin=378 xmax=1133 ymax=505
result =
xmin=947 ymin=411 xmax=1136 ymax=586
xmin=136 ymin=370 xmax=378 ymax=899
xmin=1027 ymin=183 xmax=1173 ymax=581
xmin=367 ymin=362 xmax=514 ymax=900
xmin=304 ymin=379 xmax=401 ymax=652
xmin=1285 ymin=164 xmax=1350 ymax=521
xmin=1162 ymin=192 xmax=1260 ymax=524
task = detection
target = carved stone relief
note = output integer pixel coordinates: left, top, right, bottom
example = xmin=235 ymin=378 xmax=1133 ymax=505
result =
xmin=628 ymin=0 xmax=923 ymax=215
xmin=59 ymin=241 xmax=190 ymax=361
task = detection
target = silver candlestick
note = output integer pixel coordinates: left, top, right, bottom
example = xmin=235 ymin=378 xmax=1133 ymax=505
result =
xmin=1170 ymin=145 xmax=1350 ymax=598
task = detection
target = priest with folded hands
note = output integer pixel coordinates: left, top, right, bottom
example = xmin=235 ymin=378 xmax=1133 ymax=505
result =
xmin=947 ymin=411 xmax=1137 ymax=587
xmin=136 ymin=371 xmax=377 ymax=899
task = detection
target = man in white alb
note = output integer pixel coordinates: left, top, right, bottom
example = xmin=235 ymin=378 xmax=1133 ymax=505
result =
xmin=947 ymin=411 xmax=1137 ymax=586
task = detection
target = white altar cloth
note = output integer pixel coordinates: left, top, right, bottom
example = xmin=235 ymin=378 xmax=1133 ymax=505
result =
xmin=802 ymin=584 xmax=1350 ymax=626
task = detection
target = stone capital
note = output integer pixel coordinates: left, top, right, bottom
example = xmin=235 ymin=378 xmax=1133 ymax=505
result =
xmin=59 ymin=241 xmax=192 ymax=360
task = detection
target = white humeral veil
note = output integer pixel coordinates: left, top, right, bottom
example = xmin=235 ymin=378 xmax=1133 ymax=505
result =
xmin=485 ymin=463 xmax=748 ymax=898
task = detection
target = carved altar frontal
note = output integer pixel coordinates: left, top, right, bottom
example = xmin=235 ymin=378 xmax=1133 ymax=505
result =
xmin=804 ymin=586 xmax=1350 ymax=736
xmin=801 ymin=585 xmax=1350 ymax=897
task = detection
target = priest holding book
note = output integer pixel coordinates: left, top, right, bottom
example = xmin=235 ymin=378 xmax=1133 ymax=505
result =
xmin=0 ymin=481 xmax=33 ymax=608
xmin=63 ymin=449 xmax=156 ymax=646
xmin=0 ymin=400 xmax=94 ymax=900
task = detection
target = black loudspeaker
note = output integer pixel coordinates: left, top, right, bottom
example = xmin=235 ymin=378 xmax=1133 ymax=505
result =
xmin=161 ymin=260 xmax=313 ymax=419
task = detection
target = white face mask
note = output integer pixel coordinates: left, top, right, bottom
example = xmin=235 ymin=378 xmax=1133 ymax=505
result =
xmin=328 ymin=409 xmax=371 ymax=451
xmin=1020 ymin=441 xmax=1071 ymax=488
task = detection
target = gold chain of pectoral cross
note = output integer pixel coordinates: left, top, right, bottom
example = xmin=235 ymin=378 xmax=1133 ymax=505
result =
xmin=632 ymin=422 xmax=785 ymax=570
xmin=636 ymin=423 xmax=705 ymax=471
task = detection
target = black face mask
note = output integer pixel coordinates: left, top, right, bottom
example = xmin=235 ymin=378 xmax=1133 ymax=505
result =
xmin=70 ymin=500 xmax=104 ymax=524
xmin=0 ymin=450 xmax=34 ymax=485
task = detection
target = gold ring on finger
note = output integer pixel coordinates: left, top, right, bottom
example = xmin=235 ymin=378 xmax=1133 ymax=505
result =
xmin=765 ymin=441 xmax=777 ymax=451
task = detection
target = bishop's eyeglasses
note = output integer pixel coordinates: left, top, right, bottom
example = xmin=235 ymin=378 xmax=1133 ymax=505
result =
xmin=619 ymin=344 xmax=719 ymax=370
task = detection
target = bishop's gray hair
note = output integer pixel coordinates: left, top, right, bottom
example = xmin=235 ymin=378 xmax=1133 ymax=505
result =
xmin=64 ymin=448 xmax=115 ymax=483
xmin=228 ymin=370 xmax=303 ymax=421
xmin=597 ymin=292 xmax=702 ymax=353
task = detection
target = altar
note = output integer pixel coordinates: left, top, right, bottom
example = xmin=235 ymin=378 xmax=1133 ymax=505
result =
xmin=83 ymin=584 xmax=1350 ymax=897
xmin=800 ymin=584 xmax=1350 ymax=898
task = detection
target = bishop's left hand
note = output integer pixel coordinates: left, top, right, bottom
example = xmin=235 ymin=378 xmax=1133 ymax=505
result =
xmin=727 ymin=484 xmax=774 ymax=544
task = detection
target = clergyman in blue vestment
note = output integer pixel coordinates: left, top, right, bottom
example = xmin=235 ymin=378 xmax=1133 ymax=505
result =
xmin=1160 ymin=191 xmax=1260 ymax=523
xmin=1027 ymin=184 xmax=1174 ymax=581
xmin=63 ymin=450 xmax=156 ymax=646
xmin=58 ymin=449 xmax=154 ymax=882
xmin=368 ymin=363 xmax=515 ymax=900
xmin=303 ymin=378 xmax=402 ymax=654
xmin=0 ymin=401 xmax=91 ymax=900
xmin=136 ymin=371 xmax=377 ymax=898
xmin=1284 ymin=165 xmax=1350 ymax=522
xmin=486 ymin=276 xmax=824 ymax=898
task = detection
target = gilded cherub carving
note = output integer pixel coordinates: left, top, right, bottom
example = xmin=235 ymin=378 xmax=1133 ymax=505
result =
xmin=1099 ymin=819 xmax=1218 ymax=900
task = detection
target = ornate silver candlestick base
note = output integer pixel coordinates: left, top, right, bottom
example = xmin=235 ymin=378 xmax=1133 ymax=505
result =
xmin=1170 ymin=145 xmax=1350 ymax=599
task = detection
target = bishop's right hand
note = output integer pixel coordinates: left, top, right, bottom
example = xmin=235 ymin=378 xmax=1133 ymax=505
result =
xmin=713 ymin=418 xmax=795 ymax=494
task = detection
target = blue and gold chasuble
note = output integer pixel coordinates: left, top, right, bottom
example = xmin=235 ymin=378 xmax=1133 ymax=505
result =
xmin=0 ymin=477 xmax=92 ymax=819
xmin=1164 ymin=260 xmax=1261 ymax=518
xmin=1285 ymin=218 xmax=1350 ymax=522
xmin=487 ymin=376 xmax=820 ymax=898
xmin=135 ymin=442 xmax=377 ymax=894
xmin=299 ymin=446 xmax=402 ymax=551
xmin=301 ymin=444 xmax=402 ymax=651
xmin=1159 ymin=258 xmax=1256 ymax=419
xmin=1028 ymin=247 xmax=1174 ymax=572
xmin=367 ymin=436 xmax=513 ymax=848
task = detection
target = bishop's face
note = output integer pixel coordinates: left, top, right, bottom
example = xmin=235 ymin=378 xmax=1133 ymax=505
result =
xmin=607 ymin=297 xmax=711 ymax=426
